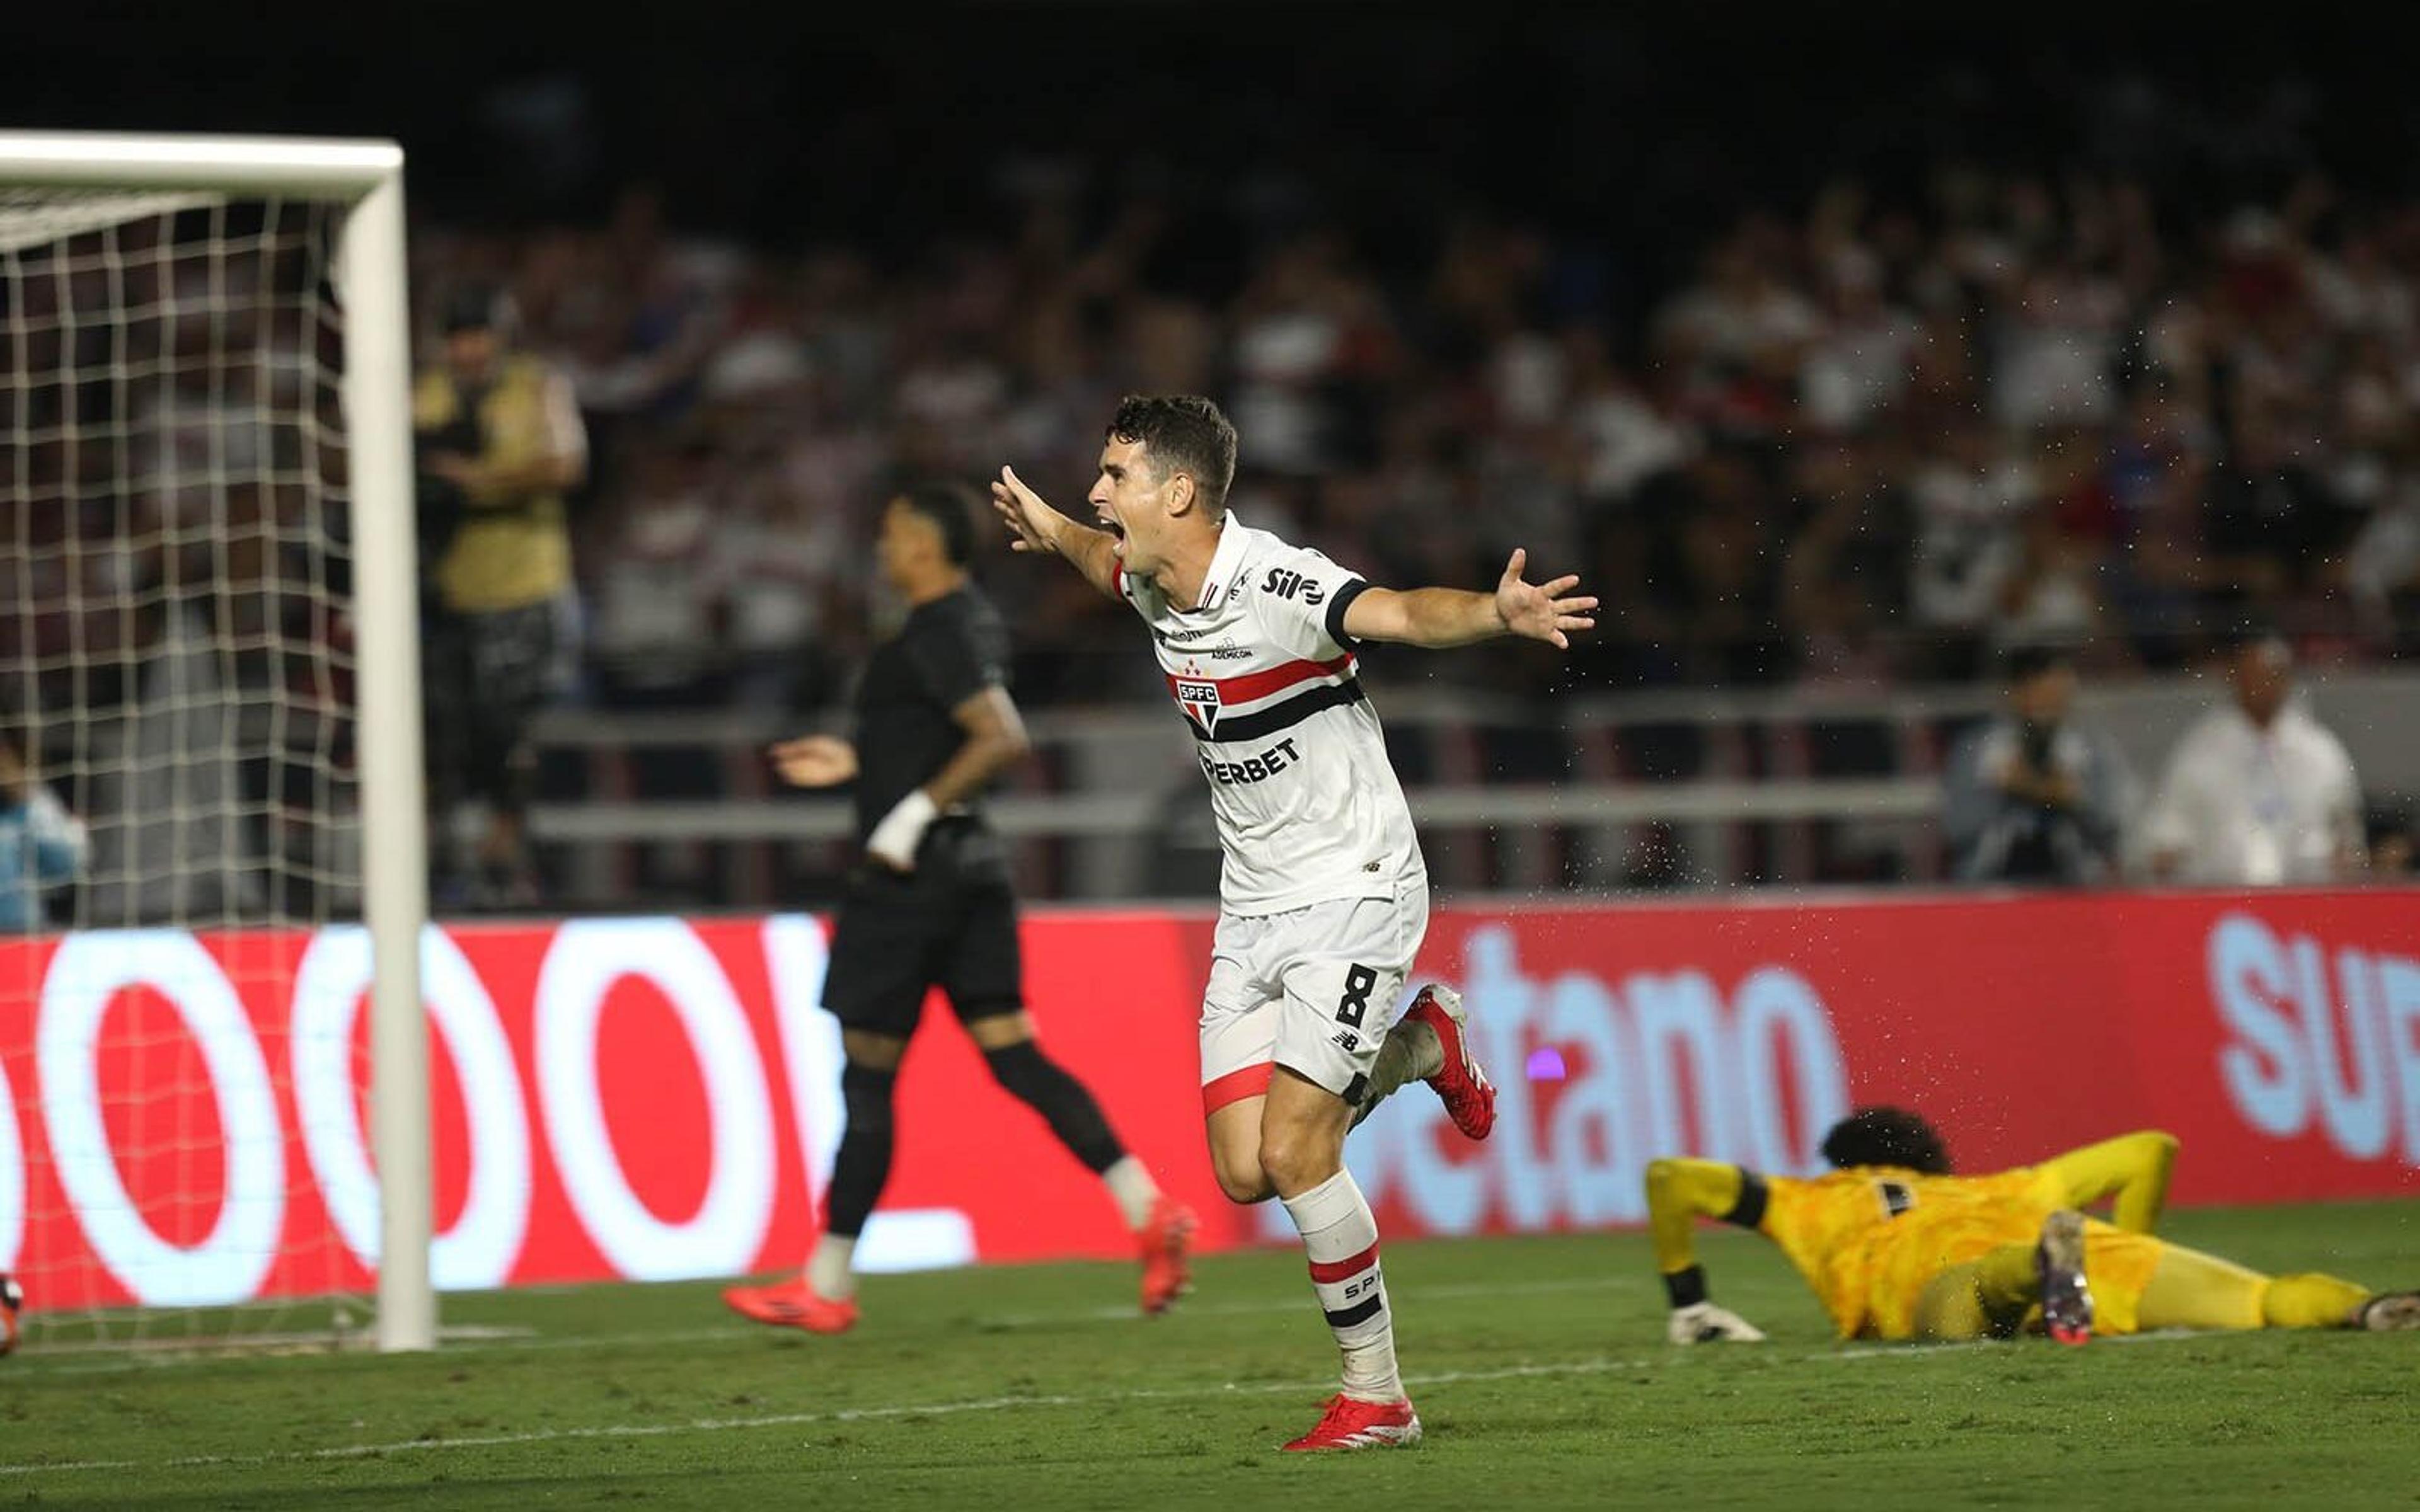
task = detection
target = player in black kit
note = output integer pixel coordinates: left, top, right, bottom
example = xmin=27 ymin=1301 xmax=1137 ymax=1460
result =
xmin=723 ymin=482 xmax=1194 ymax=1333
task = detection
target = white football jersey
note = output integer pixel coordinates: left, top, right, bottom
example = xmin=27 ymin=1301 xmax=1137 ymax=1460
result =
xmin=1118 ymin=513 xmax=1425 ymax=915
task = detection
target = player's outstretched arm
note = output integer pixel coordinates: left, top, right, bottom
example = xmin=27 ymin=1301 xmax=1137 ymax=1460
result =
xmin=2039 ymin=1130 xmax=2179 ymax=1234
xmin=1644 ymin=1157 xmax=1769 ymax=1344
xmin=991 ymin=465 xmax=1122 ymax=600
xmin=1341 ymin=548 xmax=1596 ymax=650
xmin=770 ymin=735 xmax=858 ymax=788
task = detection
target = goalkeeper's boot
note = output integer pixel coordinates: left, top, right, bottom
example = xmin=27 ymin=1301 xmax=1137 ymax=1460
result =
xmin=2356 ymin=1292 xmax=2420 ymax=1331
xmin=1138 ymin=1196 xmax=1197 ymax=1317
xmin=1280 ymin=1394 xmax=1422 ymax=1452
xmin=2036 ymin=1208 xmax=2094 ymax=1346
xmin=1404 ymin=984 xmax=1495 ymax=1141
xmin=722 ymin=1276 xmax=858 ymax=1335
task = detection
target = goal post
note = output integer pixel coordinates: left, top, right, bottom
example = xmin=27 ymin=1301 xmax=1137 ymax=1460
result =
xmin=0 ymin=132 xmax=432 ymax=1352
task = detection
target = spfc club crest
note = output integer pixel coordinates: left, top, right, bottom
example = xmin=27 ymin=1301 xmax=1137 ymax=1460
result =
xmin=1175 ymin=661 xmax=1219 ymax=733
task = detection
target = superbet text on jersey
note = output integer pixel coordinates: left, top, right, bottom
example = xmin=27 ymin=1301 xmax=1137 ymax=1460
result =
xmin=1117 ymin=514 xmax=1424 ymax=914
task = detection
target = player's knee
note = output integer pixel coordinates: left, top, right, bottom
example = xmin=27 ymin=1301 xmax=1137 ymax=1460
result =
xmin=1210 ymin=1148 xmax=1274 ymax=1205
xmin=980 ymin=1040 xmax=1051 ymax=1097
xmin=1255 ymin=1130 xmax=1339 ymax=1196
xmin=841 ymin=1061 xmax=899 ymax=1139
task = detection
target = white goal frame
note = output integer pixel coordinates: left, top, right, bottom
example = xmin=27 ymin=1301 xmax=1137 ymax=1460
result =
xmin=0 ymin=132 xmax=433 ymax=1352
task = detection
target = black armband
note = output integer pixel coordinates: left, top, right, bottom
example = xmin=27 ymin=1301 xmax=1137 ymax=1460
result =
xmin=1721 ymin=1170 xmax=1770 ymax=1230
xmin=1663 ymin=1264 xmax=1709 ymax=1310
xmin=1325 ymin=578 xmax=1370 ymax=650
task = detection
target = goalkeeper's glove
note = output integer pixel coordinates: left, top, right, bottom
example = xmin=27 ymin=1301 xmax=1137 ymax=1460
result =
xmin=1668 ymin=1302 xmax=1766 ymax=1344
xmin=867 ymin=790 xmax=938 ymax=872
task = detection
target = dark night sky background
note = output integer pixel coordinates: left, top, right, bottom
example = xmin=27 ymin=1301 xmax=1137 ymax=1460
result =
xmin=12 ymin=4 xmax=2420 ymax=333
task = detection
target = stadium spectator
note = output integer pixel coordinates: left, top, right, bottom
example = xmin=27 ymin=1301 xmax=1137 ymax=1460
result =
xmin=415 ymin=281 xmax=590 ymax=910
xmin=368 ymin=151 xmax=2420 ymax=710
xmin=0 ymin=724 xmax=88 ymax=932
xmin=1942 ymin=645 xmax=2132 ymax=886
xmin=2363 ymin=801 xmax=2416 ymax=878
xmin=2140 ymin=631 xmax=2366 ymax=885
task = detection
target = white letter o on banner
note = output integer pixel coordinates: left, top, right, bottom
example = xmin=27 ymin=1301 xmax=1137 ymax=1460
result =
xmin=39 ymin=931 xmax=284 ymax=1307
xmin=290 ymin=925 xmax=531 ymax=1292
xmin=534 ymin=919 xmax=775 ymax=1280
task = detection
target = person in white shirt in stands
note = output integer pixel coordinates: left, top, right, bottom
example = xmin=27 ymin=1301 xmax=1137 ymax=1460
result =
xmin=2141 ymin=631 xmax=2366 ymax=885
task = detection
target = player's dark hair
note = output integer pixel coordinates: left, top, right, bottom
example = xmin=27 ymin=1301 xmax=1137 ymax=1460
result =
xmin=895 ymin=480 xmax=980 ymax=566
xmin=1106 ymin=394 xmax=1238 ymax=517
xmin=1820 ymin=1106 xmax=1952 ymax=1174
xmin=440 ymin=281 xmax=514 ymax=338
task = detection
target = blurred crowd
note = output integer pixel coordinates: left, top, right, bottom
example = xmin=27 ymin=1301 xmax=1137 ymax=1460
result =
xmin=417 ymin=168 xmax=2420 ymax=716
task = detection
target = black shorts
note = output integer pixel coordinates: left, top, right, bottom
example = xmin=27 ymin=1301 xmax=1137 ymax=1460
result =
xmin=821 ymin=820 xmax=1023 ymax=1038
xmin=427 ymin=600 xmax=562 ymax=809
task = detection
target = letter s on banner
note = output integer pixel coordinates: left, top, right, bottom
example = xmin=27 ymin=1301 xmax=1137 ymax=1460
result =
xmin=535 ymin=919 xmax=775 ymax=1281
xmin=2209 ymin=914 xmax=2310 ymax=1138
xmin=38 ymin=931 xmax=284 ymax=1307
xmin=290 ymin=925 xmax=533 ymax=1292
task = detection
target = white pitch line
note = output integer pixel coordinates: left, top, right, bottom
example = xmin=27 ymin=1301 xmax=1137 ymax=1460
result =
xmin=0 ymin=1332 xmax=2213 ymax=1480
xmin=12 ymin=1274 xmax=1651 ymax=1377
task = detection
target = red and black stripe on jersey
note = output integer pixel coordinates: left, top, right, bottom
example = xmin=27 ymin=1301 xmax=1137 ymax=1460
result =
xmin=1164 ymin=654 xmax=1364 ymax=743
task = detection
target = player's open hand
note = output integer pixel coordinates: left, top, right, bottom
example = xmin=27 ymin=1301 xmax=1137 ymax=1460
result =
xmin=1668 ymin=1302 xmax=1767 ymax=1344
xmin=991 ymin=466 xmax=1061 ymax=555
xmin=769 ymin=735 xmax=858 ymax=789
xmin=1495 ymin=548 xmax=1597 ymax=650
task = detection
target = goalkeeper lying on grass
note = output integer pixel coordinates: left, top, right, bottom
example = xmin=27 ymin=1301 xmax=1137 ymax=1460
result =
xmin=1647 ymin=1106 xmax=2419 ymax=1345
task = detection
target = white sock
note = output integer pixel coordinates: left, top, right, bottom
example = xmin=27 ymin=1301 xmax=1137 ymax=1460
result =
xmin=1281 ymin=1168 xmax=1402 ymax=1404
xmin=807 ymin=1234 xmax=857 ymax=1302
xmin=1102 ymin=1155 xmax=1161 ymax=1232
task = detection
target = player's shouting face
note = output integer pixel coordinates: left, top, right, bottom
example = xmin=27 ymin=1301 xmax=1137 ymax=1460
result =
xmin=1088 ymin=435 xmax=1195 ymax=578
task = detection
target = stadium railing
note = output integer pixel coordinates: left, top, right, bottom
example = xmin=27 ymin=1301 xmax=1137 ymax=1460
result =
xmin=517 ymin=668 xmax=2420 ymax=908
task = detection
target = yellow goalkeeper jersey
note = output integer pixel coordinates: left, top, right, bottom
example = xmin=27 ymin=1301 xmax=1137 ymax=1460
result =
xmin=1763 ymin=1166 xmax=2164 ymax=1339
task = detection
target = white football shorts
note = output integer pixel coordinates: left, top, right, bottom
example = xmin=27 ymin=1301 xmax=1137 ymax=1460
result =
xmin=1197 ymin=880 xmax=1430 ymax=1114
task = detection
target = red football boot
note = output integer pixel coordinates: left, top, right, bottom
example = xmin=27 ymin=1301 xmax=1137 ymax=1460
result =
xmin=1281 ymin=1394 xmax=1423 ymax=1452
xmin=722 ymin=1276 xmax=858 ymax=1335
xmin=2036 ymin=1209 xmax=2094 ymax=1346
xmin=1405 ymin=983 xmax=1495 ymax=1140
xmin=1138 ymin=1196 xmax=1197 ymax=1316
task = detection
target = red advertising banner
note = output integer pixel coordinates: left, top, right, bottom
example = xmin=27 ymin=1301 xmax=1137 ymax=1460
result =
xmin=0 ymin=889 xmax=2413 ymax=1310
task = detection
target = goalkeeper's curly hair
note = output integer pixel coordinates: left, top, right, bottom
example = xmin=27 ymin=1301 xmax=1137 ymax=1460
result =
xmin=1820 ymin=1106 xmax=1952 ymax=1174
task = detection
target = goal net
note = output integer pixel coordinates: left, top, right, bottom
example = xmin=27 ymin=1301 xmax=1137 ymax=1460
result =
xmin=0 ymin=137 xmax=430 ymax=1353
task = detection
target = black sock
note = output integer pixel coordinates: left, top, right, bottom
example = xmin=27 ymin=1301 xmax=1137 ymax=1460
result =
xmin=983 ymin=1041 xmax=1126 ymax=1174
xmin=823 ymin=1061 xmax=899 ymax=1239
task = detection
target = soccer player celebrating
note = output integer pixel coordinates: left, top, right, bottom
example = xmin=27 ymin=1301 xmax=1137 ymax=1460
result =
xmin=1647 ymin=1106 xmax=2420 ymax=1345
xmin=723 ymin=482 xmax=1194 ymax=1334
xmin=993 ymin=396 xmax=1596 ymax=1452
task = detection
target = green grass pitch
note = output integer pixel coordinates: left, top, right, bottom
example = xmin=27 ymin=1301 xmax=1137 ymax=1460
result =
xmin=3 ymin=1202 xmax=2414 ymax=1509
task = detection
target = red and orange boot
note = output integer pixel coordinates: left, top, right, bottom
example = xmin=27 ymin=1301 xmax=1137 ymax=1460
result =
xmin=1405 ymin=983 xmax=1495 ymax=1140
xmin=1139 ymin=1196 xmax=1197 ymax=1316
xmin=1281 ymin=1394 xmax=1422 ymax=1452
xmin=722 ymin=1276 xmax=858 ymax=1335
